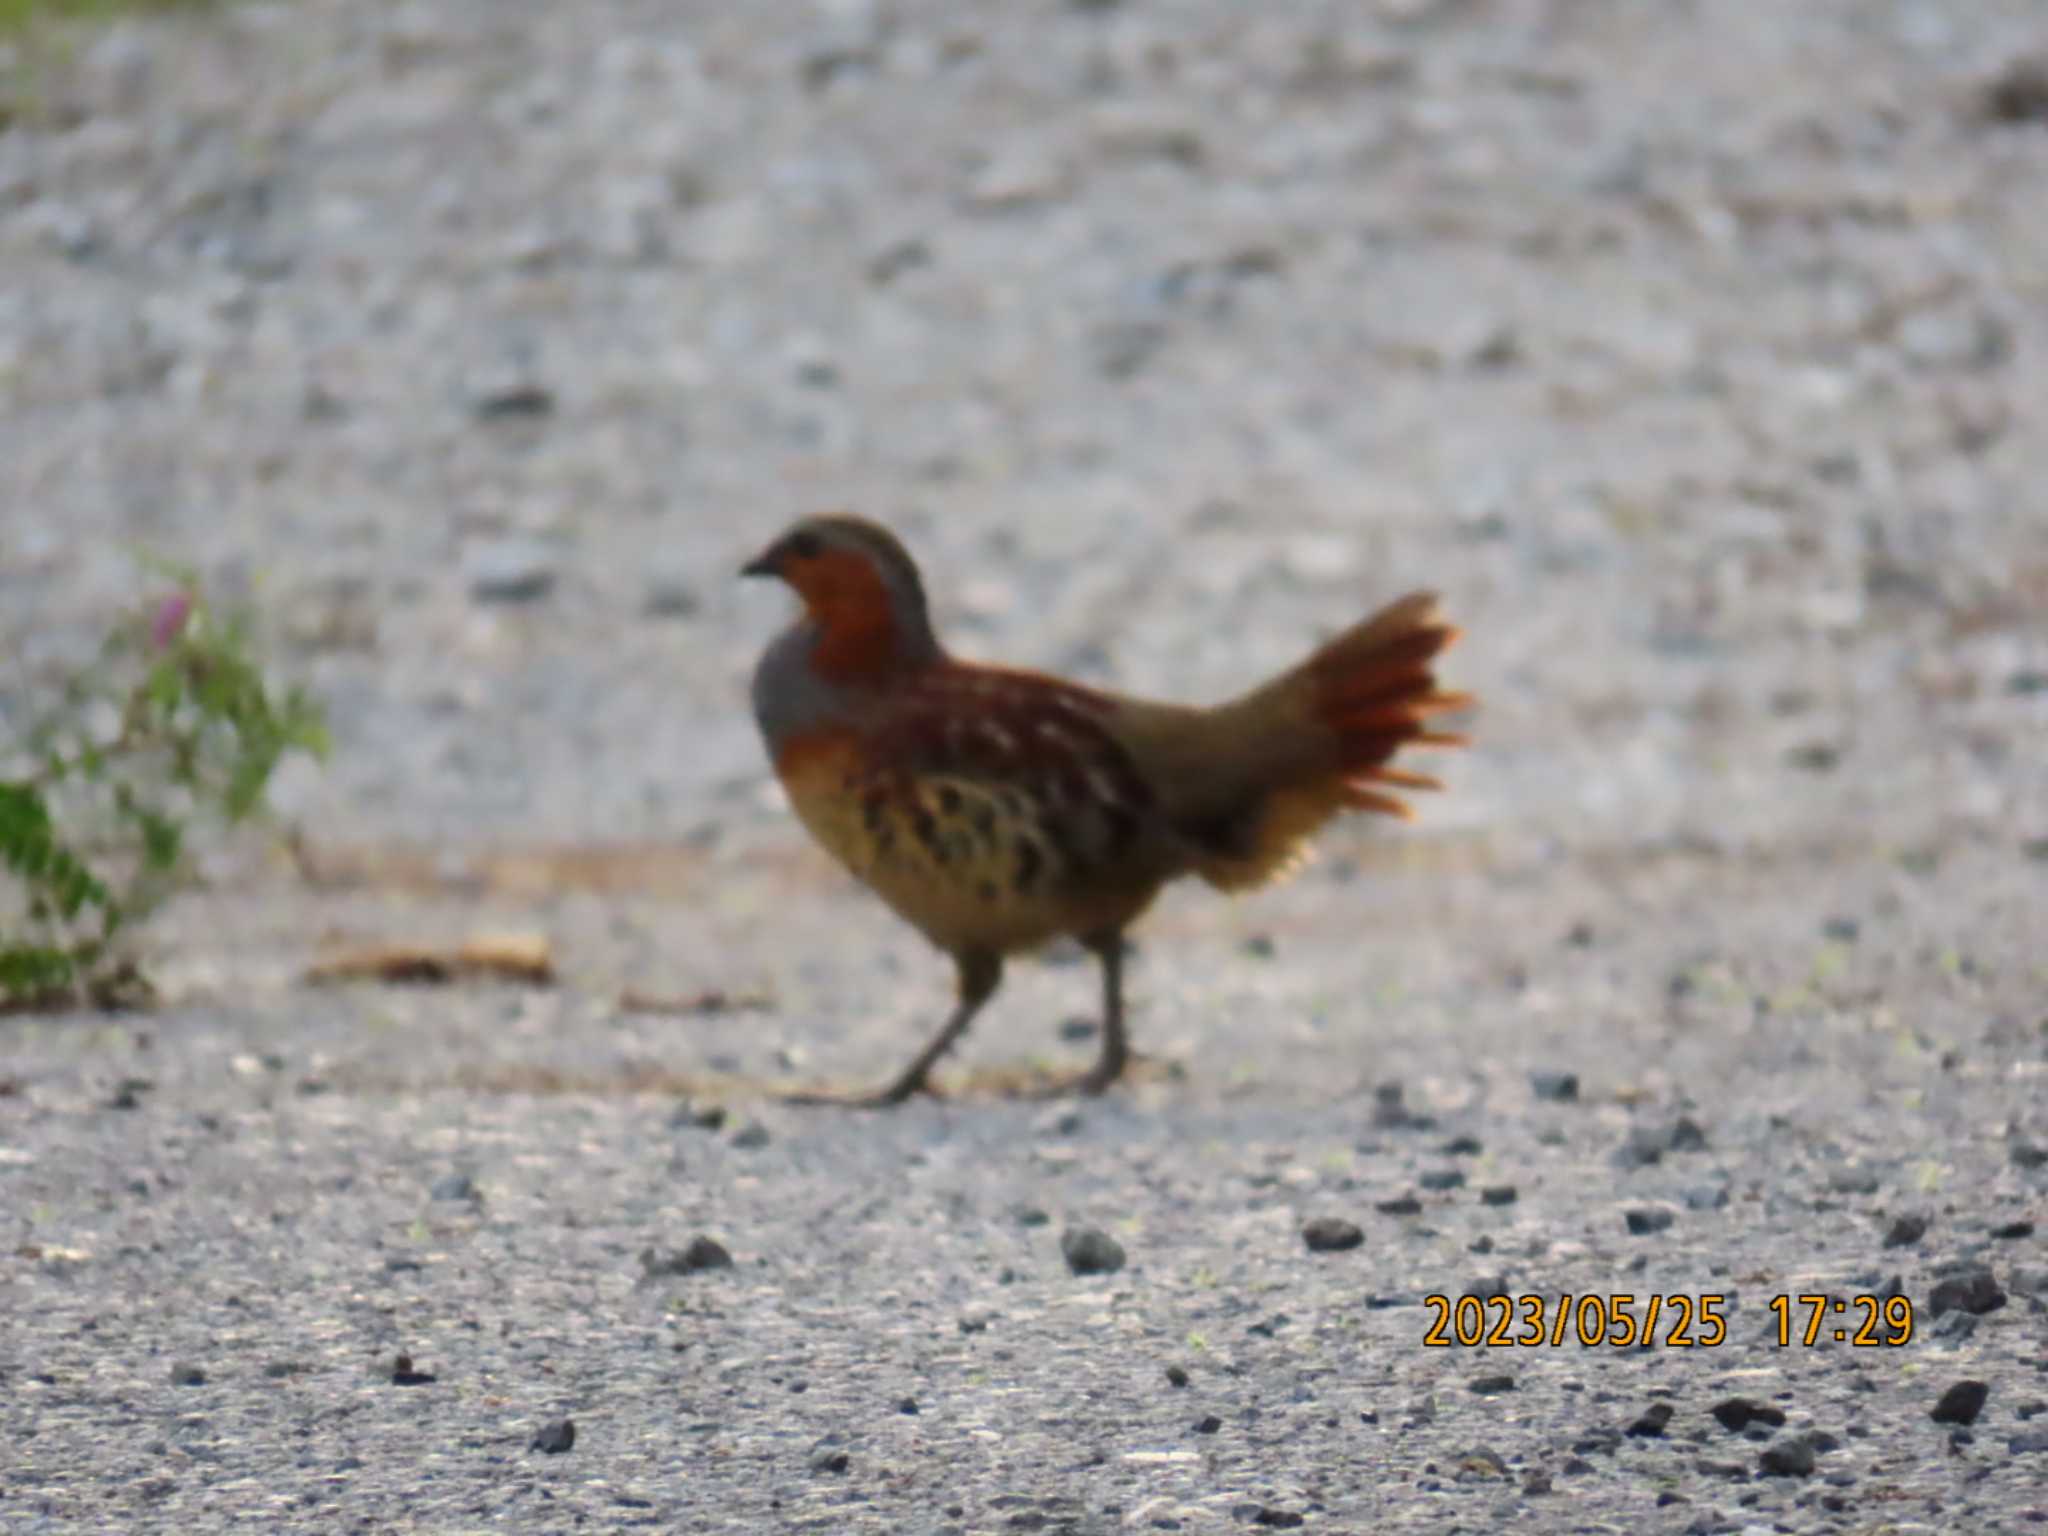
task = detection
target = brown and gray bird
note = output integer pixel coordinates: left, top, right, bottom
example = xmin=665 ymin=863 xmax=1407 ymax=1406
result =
xmin=743 ymin=514 xmax=1471 ymax=1105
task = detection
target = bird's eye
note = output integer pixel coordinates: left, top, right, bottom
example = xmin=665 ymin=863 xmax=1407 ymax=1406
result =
xmin=783 ymin=530 xmax=824 ymax=561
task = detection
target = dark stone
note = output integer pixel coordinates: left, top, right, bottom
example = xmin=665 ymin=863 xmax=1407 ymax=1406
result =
xmin=1440 ymin=1135 xmax=1483 ymax=1156
xmin=641 ymin=1236 xmax=733 ymax=1277
xmin=1061 ymin=1226 xmax=1126 ymax=1276
xmin=1883 ymin=1212 xmax=1929 ymax=1248
xmin=2012 ymin=1142 xmax=2048 ymax=1171
xmin=530 ymin=1418 xmax=575 ymax=1454
xmin=1927 ymin=1268 xmax=2005 ymax=1317
xmin=808 ymin=1441 xmax=850 ymax=1474
xmin=1375 ymin=1195 xmax=1422 ymax=1217
xmin=391 ymin=1354 xmax=436 ymax=1386
xmin=1627 ymin=1404 xmax=1674 ymax=1438
xmin=1251 ymin=1511 xmax=1304 ymax=1529
xmin=1480 ymin=1185 xmax=1518 ymax=1206
xmin=1992 ymin=1220 xmax=2035 ymax=1240
xmin=897 ymin=1397 xmax=919 ymax=1414
xmin=730 ymin=1121 xmax=772 ymax=1150
xmin=473 ymin=381 xmax=555 ymax=420
xmin=1013 ymin=1205 xmax=1050 ymax=1228
xmin=1711 ymin=1398 xmax=1786 ymax=1433
xmin=1419 ymin=1169 xmax=1465 ymax=1192
xmin=1530 ymin=1071 xmax=1579 ymax=1102
xmin=1193 ymin=1415 xmax=1222 ymax=1435
xmin=1301 ymin=1217 xmax=1364 ymax=1253
xmin=1165 ymin=1365 xmax=1189 ymax=1388
xmin=430 ymin=1173 xmax=477 ymax=1202
xmin=1624 ymin=1206 xmax=1674 ymax=1235
xmin=1984 ymin=58 xmax=2048 ymax=125
xmin=1758 ymin=1438 xmax=1815 ymax=1477
xmin=1932 ymin=1382 xmax=1989 ymax=1426
xmin=1469 ymin=1374 xmax=1515 ymax=1395
xmin=169 ymin=1362 xmax=205 ymax=1387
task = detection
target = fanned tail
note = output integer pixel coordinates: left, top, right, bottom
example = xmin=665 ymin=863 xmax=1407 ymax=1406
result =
xmin=1184 ymin=592 xmax=1473 ymax=892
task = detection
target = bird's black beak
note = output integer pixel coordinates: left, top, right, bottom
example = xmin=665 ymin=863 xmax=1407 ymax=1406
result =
xmin=740 ymin=546 xmax=779 ymax=579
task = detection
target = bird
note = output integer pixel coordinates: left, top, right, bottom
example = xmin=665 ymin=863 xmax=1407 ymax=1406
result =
xmin=742 ymin=513 xmax=1471 ymax=1106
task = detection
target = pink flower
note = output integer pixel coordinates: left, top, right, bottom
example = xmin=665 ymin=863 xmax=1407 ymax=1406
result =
xmin=150 ymin=592 xmax=193 ymax=650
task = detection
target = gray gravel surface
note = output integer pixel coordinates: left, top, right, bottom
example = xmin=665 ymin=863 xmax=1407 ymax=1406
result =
xmin=4 ymin=0 xmax=2048 ymax=1531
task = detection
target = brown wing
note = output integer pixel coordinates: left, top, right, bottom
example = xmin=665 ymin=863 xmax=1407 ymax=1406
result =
xmin=851 ymin=664 xmax=1166 ymax=902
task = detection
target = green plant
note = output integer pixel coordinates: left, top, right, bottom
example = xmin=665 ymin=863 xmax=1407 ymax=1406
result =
xmin=1 ymin=571 xmax=328 ymax=1009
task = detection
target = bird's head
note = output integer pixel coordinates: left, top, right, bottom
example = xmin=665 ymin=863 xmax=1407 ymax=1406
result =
xmin=742 ymin=514 xmax=940 ymax=680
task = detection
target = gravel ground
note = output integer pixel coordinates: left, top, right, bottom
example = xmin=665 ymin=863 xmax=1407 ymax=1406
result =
xmin=4 ymin=0 xmax=2048 ymax=1531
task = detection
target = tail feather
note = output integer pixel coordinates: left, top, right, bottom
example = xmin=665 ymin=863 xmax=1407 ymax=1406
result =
xmin=1185 ymin=591 xmax=1471 ymax=891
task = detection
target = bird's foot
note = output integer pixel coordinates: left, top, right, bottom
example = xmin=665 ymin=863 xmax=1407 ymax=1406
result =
xmin=1014 ymin=1055 xmax=1133 ymax=1100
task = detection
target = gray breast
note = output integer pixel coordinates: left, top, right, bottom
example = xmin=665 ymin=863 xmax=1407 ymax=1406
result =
xmin=752 ymin=621 xmax=857 ymax=754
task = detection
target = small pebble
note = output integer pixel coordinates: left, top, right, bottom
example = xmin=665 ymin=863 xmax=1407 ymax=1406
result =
xmin=471 ymin=380 xmax=555 ymax=420
xmin=1530 ymin=1071 xmax=1579 ymax=1103
xmin=1192 ymin=1415 xmax=1221 ymax=1435
xmin=669 ymin=1101 xmax=727 ymax=1131
xmin=897 ymin=1397 xmax=919 ymax=1414
xmin=1375 ymin=1195 xmax=1422 ymax=1217
xmin=1301 ymin=1217 xmax=1364 ymax=1253
xmin=1061 ymin=1226 xmax=1125 ymax=1276
xmin=1623 ymin=1206 xmax=1674 ymax=1235
xmin=730 ymin=1121 xmax=772 ymax=1150
xmin=530 ymin=1418 xmax=575 ymax=1454
xmin=430 ymin=1173 xmax=477 ymax=1202
xmin=169 ymin=1362 xmax=205 ymax=1387
xmin=641 ymin=581 xmax=700 ymax=619
xmin=464 ymin=539 xmax=557 ymax=603
xmin=1419 ymin=1169 xmax=1465 ymax=1192
xmin=1165 ymin=1365 xmax=1189 ymax=1388
xmin=1469 ymin=1374 xmax=1516 ymax=1395
xmin=1480 ymin=1186 xmax=1517 ymax=1206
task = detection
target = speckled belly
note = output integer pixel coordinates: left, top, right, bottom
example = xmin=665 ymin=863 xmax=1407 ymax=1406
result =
xmin=774 ymin=737 xmax=1162 ymax=955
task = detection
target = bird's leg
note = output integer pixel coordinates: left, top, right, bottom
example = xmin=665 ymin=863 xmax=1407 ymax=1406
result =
xmin=1077 ymin=932 xmax=1131 ymax=1095
xmin=783 ymin=951 xmax=1001 ymax=1109
xmin=1019 ymin=931 xmax=1133 ymax=1099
